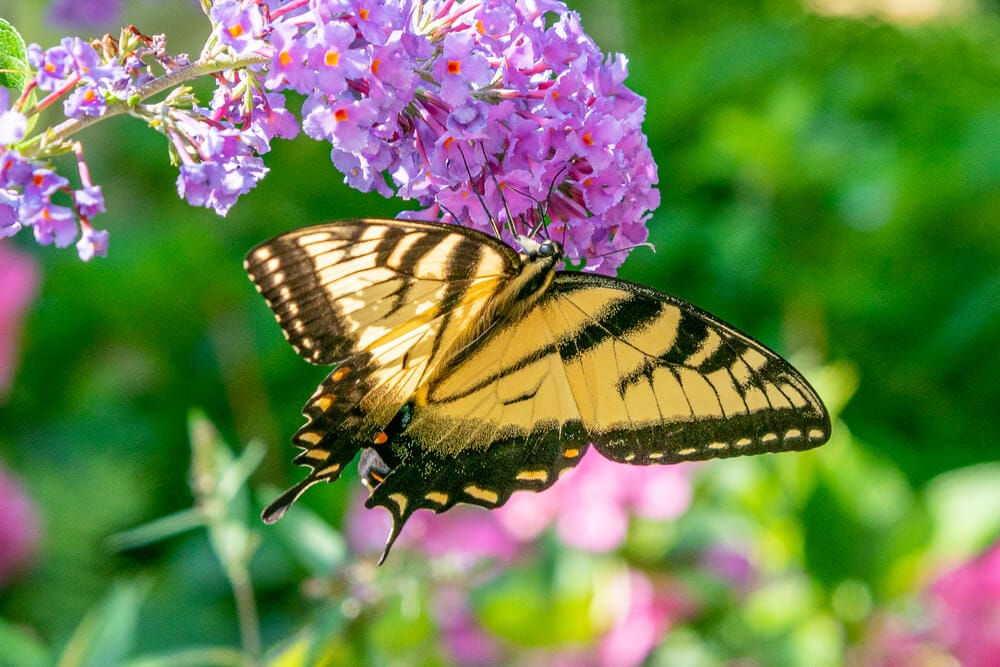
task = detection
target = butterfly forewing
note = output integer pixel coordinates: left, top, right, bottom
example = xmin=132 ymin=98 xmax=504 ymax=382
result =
xmin=244 ymin=219 xmax=523 ymax=521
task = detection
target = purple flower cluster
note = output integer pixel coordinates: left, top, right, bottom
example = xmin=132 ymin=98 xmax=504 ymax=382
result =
xmin=1 ymin=90 xmax=108 ymax=260
xmin=254 ymin=0 xmax=659 ymax=273
xmin=27 ymin=36 xmax=129 ymax=120
xmin=47 ymin=0 xmax=122 ymax=29
xmin=6 ymin=0 xmax=658 ymax=267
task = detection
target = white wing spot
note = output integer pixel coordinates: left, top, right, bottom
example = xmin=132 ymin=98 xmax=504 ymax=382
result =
xmin=808 ymin=428 xmax=826 ymax=440
xmin=735 ymin=438 xmax=753 ymax=448
xmin=648 ymin=452 xmax=665 ymax=460
xmin=624 ymin=453 xmax=636 ymax=462
xmin=677 ymin=447 xmax=698 ymax=456
xmin=761 ymin=433 xmax=779 ymax=443
xmin=707 ymin=442 xmax=728 ymax=450
xmin=784 ymin=429 xmax=802 ymax=439
xmin=253 ymin=247 xmax=272 ymax=261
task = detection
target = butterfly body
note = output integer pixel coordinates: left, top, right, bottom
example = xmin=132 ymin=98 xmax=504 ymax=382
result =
xmin=245 ymin=219 xmax=830 ymax=561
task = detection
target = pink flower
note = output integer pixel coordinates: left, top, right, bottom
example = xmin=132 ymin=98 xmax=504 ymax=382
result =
xmin=927 ymin=539 xmax=1000 ymax=666
xmin=345 ymin=489 xmax=521 ymax=565
xmin=497 ymin=452 xmax=693 ymax=552
xmin=0 ymin=465 xmax=41 ymax=586
xmin=597 ymin=569 xmax=692 ymax=667
xmin=0 ymin=242 xmax=40 ymax=397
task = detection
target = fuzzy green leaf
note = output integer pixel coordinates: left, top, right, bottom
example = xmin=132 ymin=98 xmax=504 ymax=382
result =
xmin=0 ymin=18 xmax=28 ymax=92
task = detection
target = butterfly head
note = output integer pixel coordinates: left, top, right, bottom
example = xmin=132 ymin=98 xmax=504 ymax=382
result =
xmin=517 ymin=235 xmax=563 ymax=263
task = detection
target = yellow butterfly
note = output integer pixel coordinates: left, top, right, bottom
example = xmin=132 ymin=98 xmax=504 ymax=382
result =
xmin=245 ymin=219 xmax=830 ymax=561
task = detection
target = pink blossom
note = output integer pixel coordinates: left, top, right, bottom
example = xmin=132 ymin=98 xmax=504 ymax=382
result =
xmin=597 ymin=569 xmax=692 ymax=667
xmin=927 ymin=539 xmax=1000 ymax=666
xmin=0 ymin=465 xmax=41 ymax=586
xmin=497 ymin=452 xmax=693 ymax=552
xmin=345 ymin=489 xmax=521 ymax=565
xmin=0 ymin=242 xmax=39 ymax=397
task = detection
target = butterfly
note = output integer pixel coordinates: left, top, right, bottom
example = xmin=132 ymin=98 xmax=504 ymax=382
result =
xmin=245 ymin=219 xmax=830 ymax=562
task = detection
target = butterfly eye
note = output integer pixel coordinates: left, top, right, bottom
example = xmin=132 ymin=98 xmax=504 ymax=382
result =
xmin=538 ymin=240 xmax=557 ymax=257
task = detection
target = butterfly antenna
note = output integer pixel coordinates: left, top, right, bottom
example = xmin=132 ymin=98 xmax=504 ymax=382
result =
xmin=478 ymin=143 xmax=519 ymax=238
xmin=567 ymin=241 xmax=656 ymax=266
xmin=455 ymin=143 xmax=504 ymax=239
xmin=505 ymin=164 xmax=571 ymax=240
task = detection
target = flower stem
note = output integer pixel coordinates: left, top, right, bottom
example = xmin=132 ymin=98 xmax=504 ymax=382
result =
xmin=19 ymin=53 xmax=269 ymax=159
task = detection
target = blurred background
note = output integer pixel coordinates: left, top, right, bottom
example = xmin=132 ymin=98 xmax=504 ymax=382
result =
xmin=1 ymin=0 xmax=999 ymax=665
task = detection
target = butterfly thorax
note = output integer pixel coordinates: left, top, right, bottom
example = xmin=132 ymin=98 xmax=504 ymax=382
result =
xmin=492 ymin=235 xmax=562 ymax=319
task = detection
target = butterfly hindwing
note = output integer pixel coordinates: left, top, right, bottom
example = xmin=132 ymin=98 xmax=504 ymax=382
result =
xmin=365 ymin=409 xmax=590 ymax=562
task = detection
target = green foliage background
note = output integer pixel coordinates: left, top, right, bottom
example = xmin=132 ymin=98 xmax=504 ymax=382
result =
xmin=1 ymin=1 xmax=999 ymax=665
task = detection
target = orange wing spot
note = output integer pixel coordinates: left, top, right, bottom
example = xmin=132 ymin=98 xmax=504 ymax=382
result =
xmin=374 ymin=431 xmax=389 ymax=445
xmin=332 ymin=366 xmax=351 ymax=382
xmin=563 ymin=448 xmax=580 ymax=459
xmin=314 ymin=395 xmax=334 ymax=412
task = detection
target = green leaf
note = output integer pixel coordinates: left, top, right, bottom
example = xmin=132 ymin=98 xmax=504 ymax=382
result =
xmin=105 ymin=508 xmax=207 ymax=551
xmin=0 ymin=616 xmax=52 ymax=667
xmin=259 ymin=486 xmax=347 ymax=574
xmin=56 ymin=580 xmax=149 ymax=667
xmin=120 ymin=647 xmax=247 ymax=667
xmin=926 ymin=462 xmax=1000 ymax=561
xmin=0 ymin=18 xmax=28 ymax=92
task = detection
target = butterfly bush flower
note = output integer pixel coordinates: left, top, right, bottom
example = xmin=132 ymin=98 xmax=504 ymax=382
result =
xmin=47 ymin=0 xmax=122 ymax=29
xmin=259 ymin=0 xmax=659 ymax=273
xmin=4 ymin=0 xmax=657 ymax=270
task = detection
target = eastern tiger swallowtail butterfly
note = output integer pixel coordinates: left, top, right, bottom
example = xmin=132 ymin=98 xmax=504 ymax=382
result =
xmin=245 ymin=219 xmax=830 ymax=562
